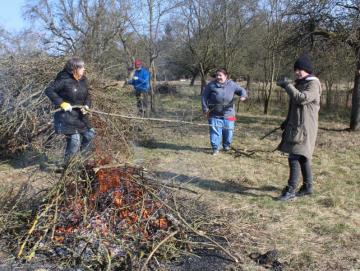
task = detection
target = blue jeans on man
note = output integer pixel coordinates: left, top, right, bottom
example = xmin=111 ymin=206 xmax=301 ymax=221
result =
xmin=64 ymin=128 xmax=95 ymax=163
xmin=208 ymin=118 xmax=234 ymax=151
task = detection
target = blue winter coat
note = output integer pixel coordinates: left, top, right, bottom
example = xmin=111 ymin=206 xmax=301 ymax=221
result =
xmin=128 ymin=67 xmax=150 ymax=92
xmin=201 ymin=80 xmax=247 ymax=118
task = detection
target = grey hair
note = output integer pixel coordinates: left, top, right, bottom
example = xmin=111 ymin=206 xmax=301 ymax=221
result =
xmin=64 ymin=57 xmax=85 ymax=73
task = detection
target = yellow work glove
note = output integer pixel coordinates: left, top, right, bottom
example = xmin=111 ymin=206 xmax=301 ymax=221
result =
xmin=60 ymin=102 xmax=72 ymax=112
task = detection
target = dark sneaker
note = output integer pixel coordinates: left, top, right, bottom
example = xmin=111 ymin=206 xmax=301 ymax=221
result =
xmin=212 ymin=149 xmax=220 ymax=156
xmin=278 ymin=186 xmax=296 ymax=201
xmin=223 ymin=146 xmax=230 ymax=152
xmin=296 ymin=184 xmax=313 ymax=197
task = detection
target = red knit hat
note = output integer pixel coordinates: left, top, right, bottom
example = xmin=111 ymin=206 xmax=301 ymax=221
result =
xmin=134 ymin=59 xmax=142 ymax=68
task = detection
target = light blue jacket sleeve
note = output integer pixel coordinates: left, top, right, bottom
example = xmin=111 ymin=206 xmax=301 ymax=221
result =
xmin=234 ymin=83 xmax=247 ymax=97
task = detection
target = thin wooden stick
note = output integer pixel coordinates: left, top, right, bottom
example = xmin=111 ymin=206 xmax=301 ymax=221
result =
xmin=143 ymin=189 xmax=240 ymax=263
xmin=140 ymin=230 xmax=179 ymax=271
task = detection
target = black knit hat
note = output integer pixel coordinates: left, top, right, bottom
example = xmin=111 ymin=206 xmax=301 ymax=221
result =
xmin=294 ymin=55 xmax=313 ymax=74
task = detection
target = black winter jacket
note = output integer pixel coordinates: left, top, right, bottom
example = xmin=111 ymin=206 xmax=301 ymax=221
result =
xmin=45 ymin=69 xmax=92 ymax=135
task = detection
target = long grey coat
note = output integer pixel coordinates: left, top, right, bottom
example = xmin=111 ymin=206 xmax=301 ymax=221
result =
xmin=278 ymin=76 xmax=322 ymax=160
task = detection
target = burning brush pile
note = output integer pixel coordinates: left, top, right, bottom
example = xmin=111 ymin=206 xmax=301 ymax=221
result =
xmin=14 ymin=162 xmax=181 ymax=270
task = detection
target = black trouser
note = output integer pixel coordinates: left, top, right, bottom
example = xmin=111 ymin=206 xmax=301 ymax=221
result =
xmin=288 ymin=154 xmax=312 ymax=189
xmin=135 ymin=91 xmax=149 ymax=116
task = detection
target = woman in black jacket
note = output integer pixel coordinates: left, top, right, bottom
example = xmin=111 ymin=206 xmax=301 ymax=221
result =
xmin=45 ymin=57 xmax=95 ymax=163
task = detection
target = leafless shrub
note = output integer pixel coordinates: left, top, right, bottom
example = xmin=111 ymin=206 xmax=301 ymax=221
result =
xmin=0 ymin=54 xmax=64 ymax=155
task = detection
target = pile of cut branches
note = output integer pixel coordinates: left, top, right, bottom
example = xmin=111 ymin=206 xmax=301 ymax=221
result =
xmin=0 ymin=55 xmax=63 ymax=154
xmin=0 ymin=158 xmax=237 ymax=270
xmin=0 ymin=54 xmax=136 ymax=160
xmin=15 ymin=163 xmax=179 ymax=270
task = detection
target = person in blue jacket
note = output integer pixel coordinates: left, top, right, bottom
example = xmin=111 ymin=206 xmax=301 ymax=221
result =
xmin=128 ymin=59 xmax=150 ymax=116
xmin=202 ymin=68 xmax=247 ymax=155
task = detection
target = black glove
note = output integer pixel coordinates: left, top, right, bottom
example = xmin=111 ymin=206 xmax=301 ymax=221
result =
xmin=280 ymin=121 xmax=287 ymax=130
xmin=276 ymin=80 xmax=289 ymax=89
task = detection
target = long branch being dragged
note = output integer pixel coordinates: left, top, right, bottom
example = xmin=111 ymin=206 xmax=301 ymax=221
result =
xmin=6 ymin=162 xmax=238 ymax=269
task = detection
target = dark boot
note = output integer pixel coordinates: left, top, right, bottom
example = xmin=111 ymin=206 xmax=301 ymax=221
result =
xmin=278 ymin=186 xmax=296 ymax=201
xmin=296 ymin=182 xmax=313 ymax=197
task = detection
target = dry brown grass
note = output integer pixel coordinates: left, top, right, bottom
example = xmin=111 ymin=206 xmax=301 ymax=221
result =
xmin=0 ymin=82 xmax=359 ymax=270
xmin=132 ymin=85 xmax=360 ymax=270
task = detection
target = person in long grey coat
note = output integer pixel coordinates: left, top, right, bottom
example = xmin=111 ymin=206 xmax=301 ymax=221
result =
xmin=276 ymin=55 xmax=322 ymax=201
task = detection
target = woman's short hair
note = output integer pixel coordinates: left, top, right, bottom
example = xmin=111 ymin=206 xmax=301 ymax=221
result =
xmin=64 ymin=57 xmax=85 ymax=73
xmin=215 ymin=68 xmax=228 ymax=76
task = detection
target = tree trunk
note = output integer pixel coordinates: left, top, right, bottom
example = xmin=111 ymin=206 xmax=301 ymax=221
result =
xmin=148 ymin=0 xmax=156 ymax=114
xmin=200 ymin=75 xmax=207 ymax=95
xmin=325 ymin=80 xmax=333 ymax=108
xmin=246 ymin=74 xmax=251 ymax=90
xmin=199 ymin=64 xmax=207 ymax=95
xmin=257 ymin=85 xmax=261 ymax=103
xmin=190 ymin=76 xmax=196 ymax=86
xmin=150 ymin=60 xmax=156 ymax=113
xmin=264 ymin=96 xmax=270 ymax=114
xmin=263 ymin=53 xmax=276 ymax=115
xmin=350 ymin=60 xmax=360 ymax=130
xmin=237 ymin=74 xmax=251 ymax=112
xmin=190 ymin=69 xmax=199 ymax=86
xmin=346 ymin=89 xmax=352 ymax=108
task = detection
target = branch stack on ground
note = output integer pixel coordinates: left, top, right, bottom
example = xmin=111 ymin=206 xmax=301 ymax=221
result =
xmin=15 ymin=162 xmax=180 ymax=270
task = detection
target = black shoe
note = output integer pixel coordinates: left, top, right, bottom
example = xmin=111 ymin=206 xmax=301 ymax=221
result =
xmin=296 ymin=183 xmax=313 ymax=197
xmin=278 ymin=186 xmax=296 ymax=201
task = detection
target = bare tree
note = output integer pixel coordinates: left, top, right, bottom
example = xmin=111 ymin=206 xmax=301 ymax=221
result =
xmin=171 ymin=0 xmax=258 ymax=93
xmin=160 ymin=20 xmax=202 ymax=85
xmin=0 ymin=28 xmax=41 ymax=55
xmin=313 ymin=42 xmax=354 ymax=108
xmin=25 ymin=0 xmax=129 ymax=70
xmin=213 ymin=0 xmax=257 ymax=72
xmin=285 ymin=0 xmax=360 ymax=130
xmin=176 ymin=0 xmax=220 ymax=93
xmin=126 ymin=0 xmax=183 ymax=112
xmin=257 ymin=0 xmax=288 ymax=114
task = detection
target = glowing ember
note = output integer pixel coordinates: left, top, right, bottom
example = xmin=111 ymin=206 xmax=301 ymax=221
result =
xmin=52 ymin=165 xmax=169 ymax=243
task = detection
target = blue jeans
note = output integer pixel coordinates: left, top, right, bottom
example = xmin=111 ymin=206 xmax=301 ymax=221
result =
xmin=208 ymin=118 xmax=235 ymax=151
xmin=64 ymin=128 xmax=95 ymax=163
